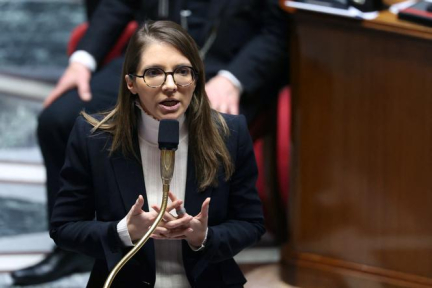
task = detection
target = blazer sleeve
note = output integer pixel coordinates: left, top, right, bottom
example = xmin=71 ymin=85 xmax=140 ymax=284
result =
xmin=226 ymin=0 xmax=289 ymax=96
xmin=50 ymin=117 xmax=123 ymax=260
xmin=75 ymin=0 xmax=140 ymax=65
xmin=200 ymin=115 xmax=266 ymax=265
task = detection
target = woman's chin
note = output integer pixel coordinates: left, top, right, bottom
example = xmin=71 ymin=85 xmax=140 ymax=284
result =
xmin=156 ymin=108 xmax=185 ymax=120
xmin=157 ymin=112 xmax=182 ymax=120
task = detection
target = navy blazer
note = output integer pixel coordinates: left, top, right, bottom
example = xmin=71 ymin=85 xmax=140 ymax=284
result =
xmin=50 ymin=113 xmax=265 ymax=288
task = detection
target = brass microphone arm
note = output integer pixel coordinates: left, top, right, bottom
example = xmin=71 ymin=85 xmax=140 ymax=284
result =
xmin=103 ymin=150 xmax=175 ymax=288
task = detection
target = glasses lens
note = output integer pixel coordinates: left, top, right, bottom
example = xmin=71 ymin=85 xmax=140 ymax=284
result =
xmin=174 ymin=67 xmax=194 ymax=86
xmin=144 ymin=68 xmax=165 ymax=87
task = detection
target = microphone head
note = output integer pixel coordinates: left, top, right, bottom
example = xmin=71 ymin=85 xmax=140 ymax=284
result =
xmin=158 ymin=119 xmax=179 ymax=150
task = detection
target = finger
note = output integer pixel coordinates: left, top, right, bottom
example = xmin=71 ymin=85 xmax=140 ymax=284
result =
xmin=43 ymin=83 xmax=69 ymax=108
xmin=152 ymin=206 xmax=193 ymax=229
xmin=43 ymin=93 xmax=59 ymax=108
xmin=77 ymin=77 xmax=92 ymax=102
xmin=153 ymin=226 xmax=170 ymax=236
xmin=150 ymin=226 xmax=174 ymax=239
xmin=150 ymin=234 xmax=165 ymax=239
xmin=197 ymin=197 xmax=211 ymax=220
xmin=167 ymin=195 xmax=186 ymax=217
xmin=175 ymin=206 xmax=187 ymax=218
xmin=152 ymin=206 xmax=178 ymax=222
xmin=152 ymin=205 xmax=176 ymax=222
xmin=169 ymin=227 xmax=193 ymax=238
xmin=168 ymin=191 xmax=178 ymax=202
xmin=44 ymin=68 xmax=82 ymax=107
xmin=131 ymin=195 xmax=145 ymax=216
xmin=162 ymin=211 xmax=177 ymax=222
xmin=151 ymin=205 xmax=174 ymax=221
xmin=166 ymin=199 xmax=183 ymax=212
xmin=168 ymin=193 xmax=187 ymax=218
xmin=152 ymin=199 xmax=182 ymax=214
xmin=164 ymin=214 xmax=193 ymax=229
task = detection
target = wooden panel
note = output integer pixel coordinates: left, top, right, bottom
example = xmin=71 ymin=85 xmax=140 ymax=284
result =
xmin=366 ymin=11 xmax=432 ymax=40
xmin=282 ymin=10 xmax=432 ymax=288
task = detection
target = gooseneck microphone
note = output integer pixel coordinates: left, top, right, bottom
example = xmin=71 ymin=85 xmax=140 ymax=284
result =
xmin=104 ymin=119 xmax=179 ymax=288
xmin=158 ymin=119 xmax=180 ymax=187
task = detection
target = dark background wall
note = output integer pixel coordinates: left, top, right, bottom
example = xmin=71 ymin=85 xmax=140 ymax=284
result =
xmin=0 ymin=0 xmax=84 ymax=81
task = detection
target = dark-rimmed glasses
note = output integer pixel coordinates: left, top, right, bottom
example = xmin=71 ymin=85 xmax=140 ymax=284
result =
xmin=129 ymin=66 xmax=197 ymax=88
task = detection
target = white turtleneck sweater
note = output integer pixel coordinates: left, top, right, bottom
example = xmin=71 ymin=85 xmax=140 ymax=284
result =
xmin=116 ymin=107 xmax=191 ymax=288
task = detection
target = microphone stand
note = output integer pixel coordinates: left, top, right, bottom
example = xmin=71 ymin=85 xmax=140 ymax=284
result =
xmin=103 ymin=147 xmax=176 ymax=288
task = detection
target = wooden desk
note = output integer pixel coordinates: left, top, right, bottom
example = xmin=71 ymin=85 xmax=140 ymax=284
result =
xmin=280 ymin=2 xmax=432 ymax=287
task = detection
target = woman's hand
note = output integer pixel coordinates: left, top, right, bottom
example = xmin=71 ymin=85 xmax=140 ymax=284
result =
xmin=126 ymin=195 xmax=180 ymax=242
xmin=152 ymin=193 xmax=210 ymax=249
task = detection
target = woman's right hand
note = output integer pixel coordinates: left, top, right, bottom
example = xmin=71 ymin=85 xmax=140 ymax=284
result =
xmin=126 ymin=195 xmax=184 ymax=242
xmin=126 ymin=195 xmax=163 ymax=242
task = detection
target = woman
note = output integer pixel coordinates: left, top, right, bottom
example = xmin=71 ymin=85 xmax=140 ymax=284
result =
xmin=50 ymin=21 xmax=265 ymax=288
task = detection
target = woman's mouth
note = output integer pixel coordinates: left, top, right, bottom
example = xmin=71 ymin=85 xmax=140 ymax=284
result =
xmin=160 ymin=100 xmax=179 ymax=107
xmin=159 ymin=100 xmax=180 ymax=112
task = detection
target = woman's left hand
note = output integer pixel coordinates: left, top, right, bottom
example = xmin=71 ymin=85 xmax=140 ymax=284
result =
xmin=152 ymin=193 xmax=210 ymax=249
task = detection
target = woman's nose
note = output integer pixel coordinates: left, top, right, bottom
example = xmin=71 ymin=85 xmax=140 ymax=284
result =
xmin=163 ymin=75 xmax=177 ymax=91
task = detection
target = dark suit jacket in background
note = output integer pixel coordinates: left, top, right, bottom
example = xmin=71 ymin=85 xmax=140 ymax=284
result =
xmin=50 ymin=113 xmax=265 ymax=288
xmin=77 ymin=0 xmax=289 ymax=122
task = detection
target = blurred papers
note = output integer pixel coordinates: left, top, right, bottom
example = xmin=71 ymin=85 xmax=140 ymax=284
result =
xmin=285 ymin=0 xmax=379 ymax=19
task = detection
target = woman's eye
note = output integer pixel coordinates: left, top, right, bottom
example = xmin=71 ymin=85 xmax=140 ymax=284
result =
xmin=176 ymin=67 xmax=190 ymax=76
xmin=146 ymin=69 xmax=163 ymax=77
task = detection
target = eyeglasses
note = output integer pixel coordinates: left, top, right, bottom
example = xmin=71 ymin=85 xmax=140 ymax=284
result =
xmin=129 ymin=66 xmax=198 ymax=88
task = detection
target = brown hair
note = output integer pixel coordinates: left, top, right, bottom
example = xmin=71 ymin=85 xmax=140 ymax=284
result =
xmin=83 ymin=20 xmax=234 ymax=190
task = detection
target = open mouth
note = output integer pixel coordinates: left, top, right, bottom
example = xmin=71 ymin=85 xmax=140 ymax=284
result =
xmin=160 ymin=100 xmax=179 ymax=107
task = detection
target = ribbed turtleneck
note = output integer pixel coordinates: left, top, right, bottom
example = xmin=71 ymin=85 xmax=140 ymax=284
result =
xmin=136 ymin=105 xmax=190 ymax=288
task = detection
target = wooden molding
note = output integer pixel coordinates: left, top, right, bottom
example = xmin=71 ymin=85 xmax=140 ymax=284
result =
xmin=282 ymin=247 xmax=432 ymax=288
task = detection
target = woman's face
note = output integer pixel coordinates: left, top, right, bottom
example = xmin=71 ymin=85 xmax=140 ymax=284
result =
xmin=126 ymin=42 xmax=196 ymax=120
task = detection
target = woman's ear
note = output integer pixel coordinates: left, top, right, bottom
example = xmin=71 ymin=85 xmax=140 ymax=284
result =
xmin=125 ymin=74 xmax=137 ymax=94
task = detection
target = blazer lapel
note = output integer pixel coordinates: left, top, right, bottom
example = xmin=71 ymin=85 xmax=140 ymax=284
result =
xmin=110 ymin=136 xmax=156 ymax=274
xmin=184 ymin=148 xmax=213 ymax=217
xmin=110 ymin=151 xmax=149 ymax=213
xmin=183 ymin=148 xmax=214 ymax=281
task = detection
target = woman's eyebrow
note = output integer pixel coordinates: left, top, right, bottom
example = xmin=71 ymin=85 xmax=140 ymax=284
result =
xmin=174 ymin=63 xmax=192 ymax=68
xmin=140 ymin=63 xmax=192 ymax=71
xmin=140 ymin=64 xmax=164 ymax=70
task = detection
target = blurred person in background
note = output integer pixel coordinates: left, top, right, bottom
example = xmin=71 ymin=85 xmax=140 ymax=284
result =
xmin=11 ymin=0 xmax=288 ymax=285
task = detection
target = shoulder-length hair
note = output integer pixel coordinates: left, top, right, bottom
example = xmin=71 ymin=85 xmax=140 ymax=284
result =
xmin=83 ymin=20 xmax=234 ymax=190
